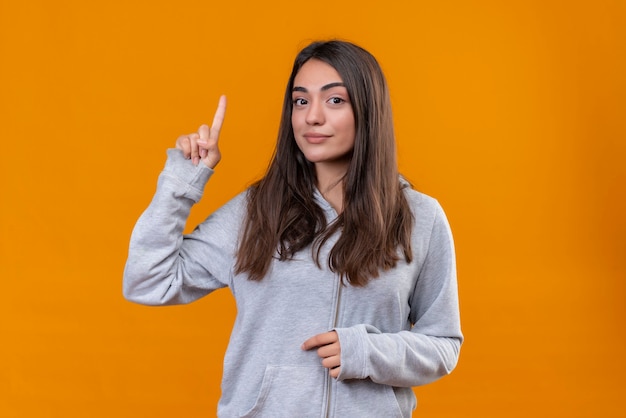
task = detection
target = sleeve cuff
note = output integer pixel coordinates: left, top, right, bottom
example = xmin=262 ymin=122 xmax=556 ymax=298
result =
xmin=334 ymin=324 xmax=370 ymax=381
xmin=160 ymin=148 xmax=214 ymax=202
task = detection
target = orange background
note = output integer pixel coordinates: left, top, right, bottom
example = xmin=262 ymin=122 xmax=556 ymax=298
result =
xmin=1 ymin=1 xmax=625 ymax=417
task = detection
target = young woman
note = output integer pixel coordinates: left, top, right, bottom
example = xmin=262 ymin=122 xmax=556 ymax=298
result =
xmin=123 ymin=40 xmax=462 ymax=417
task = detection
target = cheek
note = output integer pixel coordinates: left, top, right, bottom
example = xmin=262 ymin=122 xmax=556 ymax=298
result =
xmin=291 ymin=111 xmax=303 ymax=130
xmin=341 ymin=114 xmax=356 ymax=139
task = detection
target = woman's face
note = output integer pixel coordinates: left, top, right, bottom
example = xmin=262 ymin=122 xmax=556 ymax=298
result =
xmin=291 ymin=59 xmax=356 ymax=170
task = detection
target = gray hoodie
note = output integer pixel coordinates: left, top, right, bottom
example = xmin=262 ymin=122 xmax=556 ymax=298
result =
xmin=123 ymin=149 xmax=463 ymax=417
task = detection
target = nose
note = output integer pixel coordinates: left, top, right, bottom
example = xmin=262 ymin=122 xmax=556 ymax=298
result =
xmin=305 ymin=100 xmax=325 ymax=125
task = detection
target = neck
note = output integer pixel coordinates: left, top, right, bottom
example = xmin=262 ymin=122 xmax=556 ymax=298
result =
xmin=315 ymin=161 xmax=349 ymax=213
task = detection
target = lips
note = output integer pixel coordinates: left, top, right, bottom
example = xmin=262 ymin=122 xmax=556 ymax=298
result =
xmin=303 ymin=133 xmax=331 ymax=144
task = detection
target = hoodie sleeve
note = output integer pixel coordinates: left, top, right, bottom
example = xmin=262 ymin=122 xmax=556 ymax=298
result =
xmin=334 ymin=204 xmax=463 ymax=387
xmin=122 ymin=148 xmax=243 ymax=306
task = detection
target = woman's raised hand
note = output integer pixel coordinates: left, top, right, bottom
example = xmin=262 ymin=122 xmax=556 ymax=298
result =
xmin=175 ymin=95 xmax=227 ymax=169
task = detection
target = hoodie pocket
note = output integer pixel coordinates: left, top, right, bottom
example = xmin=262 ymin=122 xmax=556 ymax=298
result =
xmin=334 ymin=379 xmax=406 ymax=418
xmin=240 ymin=365 xmax=325 ymax=418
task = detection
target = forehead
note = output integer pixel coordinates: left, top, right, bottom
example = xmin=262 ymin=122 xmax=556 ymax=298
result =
xmin=293 ymin=59 xmax=344 ymax=87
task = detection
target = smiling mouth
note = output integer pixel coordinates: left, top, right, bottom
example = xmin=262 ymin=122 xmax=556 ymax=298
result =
xmin=303 ymin=133 xmax=331 ymax=144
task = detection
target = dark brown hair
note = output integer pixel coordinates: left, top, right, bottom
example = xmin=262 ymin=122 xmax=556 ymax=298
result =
xmin=234 ymin=40 xmax=413 ymax=286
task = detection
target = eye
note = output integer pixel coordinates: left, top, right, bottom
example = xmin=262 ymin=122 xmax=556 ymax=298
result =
xmin=293 ymin=97 xmax=308 ymax=106
xmin=328 ymin=97 xmax=345 ymax=105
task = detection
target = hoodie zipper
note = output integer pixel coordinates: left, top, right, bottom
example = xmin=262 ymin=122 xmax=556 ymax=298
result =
xmin=324 ymin=278 xmax=343 ymax=418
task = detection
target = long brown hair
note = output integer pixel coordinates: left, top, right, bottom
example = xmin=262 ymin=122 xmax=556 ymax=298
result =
xmin=234 ymin=40 xmax=413 ymax=286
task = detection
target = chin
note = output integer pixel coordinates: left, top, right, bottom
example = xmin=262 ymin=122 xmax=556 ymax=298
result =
xmin=302 ymin=154 xmax=332 ymax=164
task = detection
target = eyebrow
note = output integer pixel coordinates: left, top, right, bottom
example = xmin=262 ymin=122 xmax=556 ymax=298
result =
xmin=292 ymin=82 xmax=345 ymax=93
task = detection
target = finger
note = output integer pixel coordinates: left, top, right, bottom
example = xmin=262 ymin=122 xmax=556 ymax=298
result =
xmin=188 ymin=133 xmax=201 ymax=165
xmin=197 ymin=125 xmax=209 ymax=159
xmin=209 ymin=95 xmax=227 ymax=141
xmin=176 ymin=135 xmax=192 ymax=159
xmin=301 ymin=331 xmax=338 ymax=350
xmin=316 ymin=342 xmax=340 ymax=359
xmin=329 ymin=366 xmax=341 ymax=379
xmin=198 ymin=124 xmax=209 ymax=143
xmin=321 ymin=355 xmax=341 ymax=370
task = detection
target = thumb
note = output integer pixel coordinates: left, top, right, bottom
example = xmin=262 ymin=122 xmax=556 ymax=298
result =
xmin=198 ymin=124 xmax=209 ymax=143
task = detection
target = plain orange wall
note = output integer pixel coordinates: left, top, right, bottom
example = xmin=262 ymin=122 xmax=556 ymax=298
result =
xmin=1 ymin=1 xmax=624 ymax=417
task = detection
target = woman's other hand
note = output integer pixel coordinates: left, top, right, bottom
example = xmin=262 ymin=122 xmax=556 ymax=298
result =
xmin=302 ymin=331 xmax=342 ymax=378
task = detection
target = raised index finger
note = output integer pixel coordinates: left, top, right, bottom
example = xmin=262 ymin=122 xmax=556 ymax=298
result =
xmin=210 ymin=95 xmax=227 ymax=140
